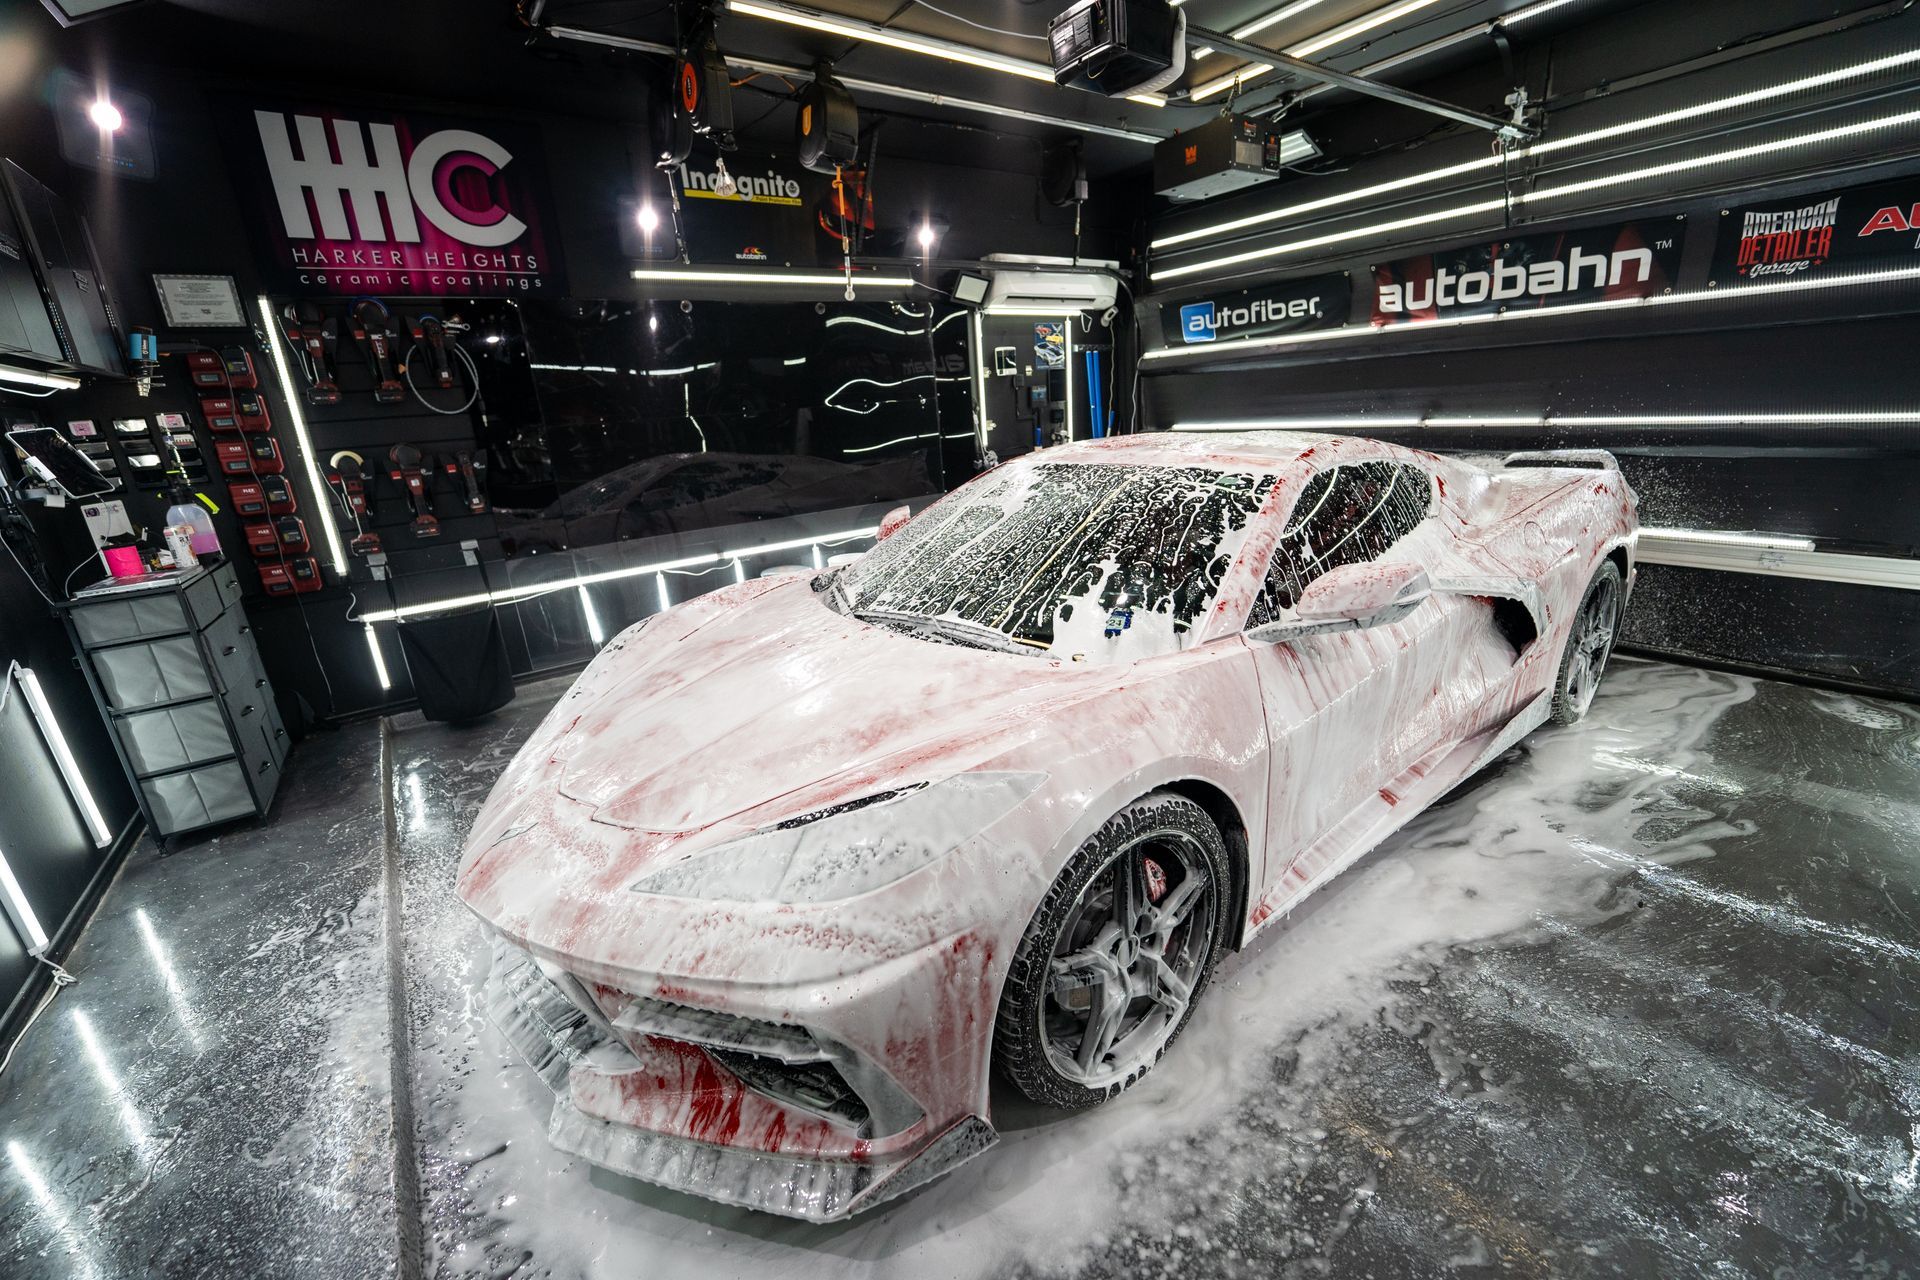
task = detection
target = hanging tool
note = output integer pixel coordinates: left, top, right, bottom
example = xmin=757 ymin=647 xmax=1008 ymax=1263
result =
xmin=281 ymin=301 xmax=342 ymax=405
xmin=453 ymin=449 xmax=487 ymax=513
xmin=350 ymin=298 xmax=407 ymax=404
xmin=387 ymin=443 xmax=439 ymax=538
xmin=326 ymin=449 xmax=383 ymax=555
xmin=410 ymin=313 xmax=454 ymax=389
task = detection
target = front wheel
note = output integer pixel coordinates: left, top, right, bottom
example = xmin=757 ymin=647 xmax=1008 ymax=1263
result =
xmin=1551 ymin=560 xmax=1624 ymax=725
xmin=993 ymin=791 xmax=1229 ymax=1110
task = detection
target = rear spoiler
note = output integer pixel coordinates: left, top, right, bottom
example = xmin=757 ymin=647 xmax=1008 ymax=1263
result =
xmin=1502 ymin=449 xmax=1619 ymax=471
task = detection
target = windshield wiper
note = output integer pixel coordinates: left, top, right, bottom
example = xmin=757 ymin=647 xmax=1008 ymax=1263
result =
xmin=851 ymin=607 xmax=1036 ymax=656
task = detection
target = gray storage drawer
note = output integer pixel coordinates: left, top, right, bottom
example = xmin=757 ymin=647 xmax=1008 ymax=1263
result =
xmin=120 ymin=698 xmax=233 ymax=775
xmin=69 ymin=593 xmax=191 ymax=647
xmin=141 ymin=760 xmax=255 ymax=830
xmin=92 ymin=635 xmax=213 ymax=709
xmin=68 ymin=567 xmax=231 ymax=647
xmin=64 ymin=562 xmax=284 ymax=838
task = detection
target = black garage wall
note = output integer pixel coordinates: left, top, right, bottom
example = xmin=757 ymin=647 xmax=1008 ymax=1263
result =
xmin=1137 ymin=0 xmax=1920 ymax=698
xmin=0 ymin=5 xmax=1134 ymax=729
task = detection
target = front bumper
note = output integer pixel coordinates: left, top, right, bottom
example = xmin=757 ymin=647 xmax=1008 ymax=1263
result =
xmin=483 ymin=935 xmax=997 ymax=1222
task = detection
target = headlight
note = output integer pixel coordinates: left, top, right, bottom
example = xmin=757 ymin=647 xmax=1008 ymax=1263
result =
xmin=628 ymin=772 xmax=1045 ymax=904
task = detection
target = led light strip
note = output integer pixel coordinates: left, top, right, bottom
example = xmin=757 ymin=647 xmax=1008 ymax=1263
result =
xmin=1191 ymin=0 xmax=1452 ymax=101
xmin=362 ymin=625 xmax=392 ymax=691
xmin=1638 ymin=531 xmax=1920 ymax=592
xmin=1153 ymin=49 xmax=1920 ymax=254
xmin=1173 ymin=411 xmax=1920 ymax=430
xmin=257 ymin=295 xmax=350 ymax=573
xmin=970 ymin=311 xmax=991 ymax=451
xmin=0 ymin=364 xmax=82 ymax=391
xmin=726 ymin=0 xmax=1167 ymax=106
xmin=1142 ymin=264 xmax=1920 ymax=362
xmin=359 ymin=525 xmax=882 ymax=623
xmin=544 ymin=24 xmax=1164 ymax=144
xmin=0 ymin=840 xmax=48 ymax=953
xmin=5 ymin=665 xmax=112 ymax=847
xmin=1643 ymin=528 xmax=1815 ymax=551
xmin=633 ymin=267 xmax=918 ymax=288
xmin=1155 ymin=103 xmax=1920 ymax=283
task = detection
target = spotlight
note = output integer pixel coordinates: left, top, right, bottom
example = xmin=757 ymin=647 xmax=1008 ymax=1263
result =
xmin=89 ymin=98 xmax=122 ymax=132
xmin=637 ymin=203 xmax=660 ymax=233
xmin=648 ymin=314 xmax=659 ymax=333
xmin=917 ymin=223 xmax=936 ymax=251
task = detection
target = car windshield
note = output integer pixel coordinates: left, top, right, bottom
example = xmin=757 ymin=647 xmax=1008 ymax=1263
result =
xmin=838 ymin=461 xmax=1277 ymax=660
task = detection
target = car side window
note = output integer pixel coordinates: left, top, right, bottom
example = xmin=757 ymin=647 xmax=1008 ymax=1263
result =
xmin=1248 ymin=461 xmax=1435 ymax=628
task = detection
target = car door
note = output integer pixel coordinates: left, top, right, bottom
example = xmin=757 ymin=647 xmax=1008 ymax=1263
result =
xmin=1243 ymin=458 xmax=1478 ymax=877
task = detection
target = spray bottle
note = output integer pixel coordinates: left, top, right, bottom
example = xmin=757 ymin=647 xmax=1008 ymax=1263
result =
xmin=161 ymin=431 xmax=221 ymax=558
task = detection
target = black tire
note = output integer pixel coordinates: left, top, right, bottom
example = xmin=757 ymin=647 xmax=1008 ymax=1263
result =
xmin=993 ymin=790 xmax=1230 ymax=1110
xmin=1550 ymin=560 xmax=1625 ymax=726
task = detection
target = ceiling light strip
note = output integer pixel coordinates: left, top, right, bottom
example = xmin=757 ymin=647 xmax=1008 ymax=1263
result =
xmin=1153 ymin=49 xmax=1920 ymax=253
xmin=256 ymin=295 xmax=350 ymax=574
xmin=359 ymin=526 xmax=881 ymax=623
xmin=727 ymin=0 xmax=1165 ymax=106
xmin=1156 ymin=107 xmax=1920 ymax=280
xmin=1191 ymin=0 xmax=1452 ymax=101
xmin=543 ymin=25 xmax=1164 ymax=143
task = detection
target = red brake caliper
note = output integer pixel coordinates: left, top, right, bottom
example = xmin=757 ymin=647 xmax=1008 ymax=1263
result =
xmin=1142 ymin=856 xmax=1168 ymax=904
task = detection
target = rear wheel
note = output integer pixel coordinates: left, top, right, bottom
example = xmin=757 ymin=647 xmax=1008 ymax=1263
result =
xmin=993 ymin=791 xmax=1228 ymax=1110
xmin=1551 ymin=560 xmax=1624 ymax=725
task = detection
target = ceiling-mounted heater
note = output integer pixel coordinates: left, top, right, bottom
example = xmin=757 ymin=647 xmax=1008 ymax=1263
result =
xmin=797 ymin=62 xmax=859 ymax=174
xmin=980 ymin=255 xmax=1121 ymax=315
xmin=1049 ymin=0 xmax=1186 ymax=99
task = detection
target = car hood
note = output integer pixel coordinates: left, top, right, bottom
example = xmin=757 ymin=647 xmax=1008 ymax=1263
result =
xmin=545 ymin=578 xmax=1095 ymax=835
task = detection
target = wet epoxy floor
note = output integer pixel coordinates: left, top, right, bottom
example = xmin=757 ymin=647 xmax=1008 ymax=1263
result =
xmin=2 ymin=658 xmax=1917 ymax=1278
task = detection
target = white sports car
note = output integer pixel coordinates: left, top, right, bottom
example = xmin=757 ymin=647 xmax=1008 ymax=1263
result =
xmin=457 ymin=430 xmax=1637 ymax=1221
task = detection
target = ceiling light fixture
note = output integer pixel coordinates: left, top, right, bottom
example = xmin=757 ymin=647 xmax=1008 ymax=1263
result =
xmin=1190 ymin=0 xmax=1451 ymax=101
xmin=543 ymin=24 xmax=1165 ymax=143
xmin=726 ymin=0 xmax=1166 ymax=106
xmin=1155 ymin=48 xmax=1920 ymax=254
xmin=637 ymin=204 xmax=659 ymax=233
xmin=87 ymin=98 xmax=121 ymax=132
xmin=1152 ymin=104 xmax=1920 ymax=282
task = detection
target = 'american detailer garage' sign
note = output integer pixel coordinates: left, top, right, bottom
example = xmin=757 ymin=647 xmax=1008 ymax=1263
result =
xmin=1711 ymin=176 xmax=1920 ymax=286
xmin=1371 ymin=219 xmax=1682 ymax=325
xmin=1171 ymin=273 xmax=1349 ymax=345
xmin=225 ymin=98 xmax=566 ymax=296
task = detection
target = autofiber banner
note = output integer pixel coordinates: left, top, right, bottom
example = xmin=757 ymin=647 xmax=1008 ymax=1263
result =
xmin=221 ymin=98 xmax=566 ymax=296
xmin=1168 ymin=273 xmax=1350 ymax=346
xmin=1711 ymin=177 xmax=1920 ymax=286
xmin=1371 ymin=219 xmax=1684 ymax=326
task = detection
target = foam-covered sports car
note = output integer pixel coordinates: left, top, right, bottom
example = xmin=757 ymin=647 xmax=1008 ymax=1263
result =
xmin=457 ymin=431 xmax=1637 ymax=1221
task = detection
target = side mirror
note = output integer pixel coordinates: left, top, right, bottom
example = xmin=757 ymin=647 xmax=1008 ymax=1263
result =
xmin=876 ymin=504 xmax=912 ymax=541
xmin=1247 ymin=562 xmax=1431 ymax=644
